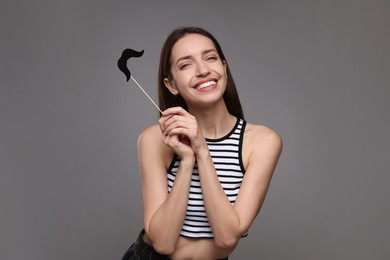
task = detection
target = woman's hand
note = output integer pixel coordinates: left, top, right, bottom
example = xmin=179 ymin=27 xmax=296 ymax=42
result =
xmin=159 ymin=107 xmax=207 ymax=160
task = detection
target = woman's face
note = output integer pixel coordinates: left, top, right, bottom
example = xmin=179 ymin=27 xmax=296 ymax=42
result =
xmin=164 ymin=33 xmax=227 ymax=107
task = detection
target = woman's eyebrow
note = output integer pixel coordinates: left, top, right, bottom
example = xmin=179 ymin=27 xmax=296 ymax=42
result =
xmin=175 ymin=49 xmax=217 ymax=65
xmin=202 ymin=49 xmax=217 ymax=55
xmin=175 ymin=55 xmax=192 ymax=65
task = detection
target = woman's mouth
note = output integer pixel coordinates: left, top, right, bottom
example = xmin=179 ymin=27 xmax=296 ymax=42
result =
xmin=195 ymin=80 xmax=217 ymax=90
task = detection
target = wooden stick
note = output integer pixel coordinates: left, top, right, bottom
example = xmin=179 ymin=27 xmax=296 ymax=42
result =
xmin=130 ymin=75 xmax=163 ymax=113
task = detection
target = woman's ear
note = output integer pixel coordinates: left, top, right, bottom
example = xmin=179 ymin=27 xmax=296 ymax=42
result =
xmin=163 ymin=78 xmax=179 ymax=95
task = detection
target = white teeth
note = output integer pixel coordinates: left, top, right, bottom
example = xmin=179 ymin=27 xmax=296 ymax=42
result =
xmin=197 ymin=81 xmax=216 ymax=89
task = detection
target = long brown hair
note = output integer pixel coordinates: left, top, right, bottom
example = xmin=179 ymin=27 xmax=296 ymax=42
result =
xmin=158 ymin=27 xmax=244 ymax=119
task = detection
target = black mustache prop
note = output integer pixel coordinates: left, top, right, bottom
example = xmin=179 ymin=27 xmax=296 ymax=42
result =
xmin=117 ymin=48 xmax=162 ymax=113
xmin=117 ymin=48 xmax=144 ymax=81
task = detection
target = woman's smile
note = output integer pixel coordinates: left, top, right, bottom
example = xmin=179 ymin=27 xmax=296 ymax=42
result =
xmin=194 ymin=79 xmax=218 ymax=92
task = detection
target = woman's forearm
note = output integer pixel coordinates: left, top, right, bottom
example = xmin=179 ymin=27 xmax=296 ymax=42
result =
xmin=195 ymin=148 xmax=242 ymax=248
xmin=147 ymin=157 xmax=195 ymax=254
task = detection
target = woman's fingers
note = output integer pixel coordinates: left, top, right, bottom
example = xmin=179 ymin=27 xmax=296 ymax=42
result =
xmin=158 ymin=114 xmax=174 ymax=132
xmin=158 ymin=107 xmax=188 ymax=132
xmin=159 ymin=106 xmax=206 ymax=157
xmin=162 ymin=127 xmax=194 ymax=159
xmin=161 ymin=106 xmax=189 ymax=117
xmin=164 ymin=115 xmax=191 ymax=132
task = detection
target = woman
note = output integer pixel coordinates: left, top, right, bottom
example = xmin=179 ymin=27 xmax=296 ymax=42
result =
xmin=122 ymin=27 xmax=282 ymax=260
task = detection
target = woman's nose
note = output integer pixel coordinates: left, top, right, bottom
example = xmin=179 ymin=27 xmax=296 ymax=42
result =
xmin=196 ymin=61 xmax=210 ymax=76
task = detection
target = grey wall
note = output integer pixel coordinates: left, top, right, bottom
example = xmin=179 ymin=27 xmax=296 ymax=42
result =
xmin=1 ymin=0 xmax=389 ymax=259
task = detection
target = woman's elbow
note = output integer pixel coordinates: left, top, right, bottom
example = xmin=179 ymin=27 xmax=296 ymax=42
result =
xmin=214 ymin=236 xmax=240 ymax=249
xmin=214 ymin=227 xmax=247 ymax=249
xmin=145 ymin=230 xmax=176 ymax=255
xmin=151 ymin=241 xmax=176 ymax=256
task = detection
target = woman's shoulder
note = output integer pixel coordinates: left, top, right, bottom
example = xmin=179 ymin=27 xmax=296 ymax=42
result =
xmin=139 ymin=124 xmax=161 ymax=139
xmin=138 ymin=124 xmax=163 ymax=148
xmin=138 ymin=124 xmax=174 ymax=164
xmin=244 ymin=122 xmax=283 ymax=150
xmin=241 ymin=122 xmax=282 ymax=169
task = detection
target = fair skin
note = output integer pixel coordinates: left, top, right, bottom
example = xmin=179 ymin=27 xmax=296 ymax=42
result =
xmin=137 ymin=34 xmax=282 ymax=259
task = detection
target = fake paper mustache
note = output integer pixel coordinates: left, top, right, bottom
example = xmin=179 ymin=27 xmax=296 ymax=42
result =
xmin=117 ymin=48 xmax=162 ymax=113
xmin=117 ymin=49 xmax=144 ymax=81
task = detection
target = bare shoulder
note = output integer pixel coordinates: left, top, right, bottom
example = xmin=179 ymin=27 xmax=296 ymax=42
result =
xmin=245 ymin=123 xmax=283 ymax=149
xmin=138 ymin=124 xmax=174 ymax=167
xmin=138 ymin=124 xmax=166 ymax=152
xmin=138 ymin=124 xmax=161 ymax=143
xmin=243 ymin=123 xmax=283 ymax=166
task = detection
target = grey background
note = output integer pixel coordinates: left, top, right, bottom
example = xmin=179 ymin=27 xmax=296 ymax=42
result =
xmin=1 ymin=0 xmax=389 ymax=259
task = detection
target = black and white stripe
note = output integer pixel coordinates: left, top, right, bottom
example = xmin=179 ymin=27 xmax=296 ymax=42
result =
xmin=167 ymin=118 xmax=246 ymax=238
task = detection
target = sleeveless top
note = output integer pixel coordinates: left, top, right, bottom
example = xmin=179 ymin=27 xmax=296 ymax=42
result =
xmin=167 ymin=118 xmax=247 ymax=238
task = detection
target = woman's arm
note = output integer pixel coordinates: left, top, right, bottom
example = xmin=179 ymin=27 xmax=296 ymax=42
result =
xmin=196 ymin=124 xmax=282 ymax=248
xmin=138 ymin=125 xmax=195 ymax=255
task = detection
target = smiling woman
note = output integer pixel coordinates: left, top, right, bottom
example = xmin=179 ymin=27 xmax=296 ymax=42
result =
xmin=121 ymin=27 xmax=283 ymax=260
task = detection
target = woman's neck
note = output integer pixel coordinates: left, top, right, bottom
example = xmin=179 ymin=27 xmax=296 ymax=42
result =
xmin=188 ymin=101 xmax=236 ymax=139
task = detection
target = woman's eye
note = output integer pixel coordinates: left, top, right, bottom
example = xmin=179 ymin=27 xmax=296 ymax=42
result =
xmin=179 ymin=63 xmax=190 ymax=70
xmin=206 ymin=56 xmax=217 ymax=61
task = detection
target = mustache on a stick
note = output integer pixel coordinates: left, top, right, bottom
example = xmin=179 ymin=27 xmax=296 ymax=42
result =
xmin=117 ymin=49 xmax=162 ymax=113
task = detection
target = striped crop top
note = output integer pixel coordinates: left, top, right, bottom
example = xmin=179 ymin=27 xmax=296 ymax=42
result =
xmin=167 ymin=118 xmax=247 ymax=238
